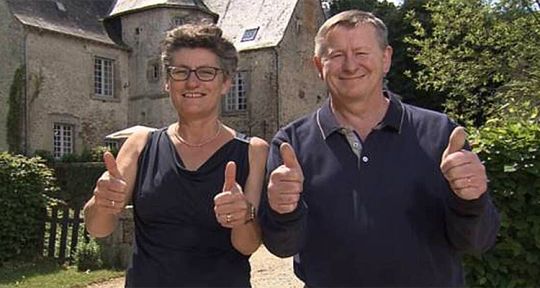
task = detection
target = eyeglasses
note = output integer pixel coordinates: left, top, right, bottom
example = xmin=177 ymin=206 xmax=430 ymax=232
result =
xmin=167 ymin=66 xmax=223 ymax=82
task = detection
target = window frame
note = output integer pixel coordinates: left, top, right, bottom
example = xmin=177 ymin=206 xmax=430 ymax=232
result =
xmin=53 ymin=123 xmax=74 ymax=159
xmin=94 ymin=56 xmax=115 ymax=98
xmin=223 ymin=71 xmax=248 ymax=114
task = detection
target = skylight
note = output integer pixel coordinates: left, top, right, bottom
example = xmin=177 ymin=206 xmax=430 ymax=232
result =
xmin=241 ymin=27 xmax=259 ymax=42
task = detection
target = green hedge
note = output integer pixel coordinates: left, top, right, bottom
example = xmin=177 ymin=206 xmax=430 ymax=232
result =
xmin=51 ymin=162 xmax=105 ymax=208
xmin=0 ymin=152 xmax=59 ymax=263
xmin=464 ymin=119 xmax=540 ymax=287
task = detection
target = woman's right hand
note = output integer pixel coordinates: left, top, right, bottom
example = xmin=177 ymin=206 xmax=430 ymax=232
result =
xmin=92 ymin=151 xmax=128 ymax=215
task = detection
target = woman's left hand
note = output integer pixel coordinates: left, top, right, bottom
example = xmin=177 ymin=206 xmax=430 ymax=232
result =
xmin=214 ymin=161 xmax=253 ymax=228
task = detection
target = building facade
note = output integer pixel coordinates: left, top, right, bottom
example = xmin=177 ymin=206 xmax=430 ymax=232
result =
xmin=0 ymin=0 xmax=327 ymax=157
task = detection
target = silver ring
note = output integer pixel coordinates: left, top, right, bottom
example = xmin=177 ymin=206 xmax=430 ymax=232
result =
xmin=226 ymin=214 xmax=232 ymax=223
xmin=111 ymin=200 xmax=115 ymax=207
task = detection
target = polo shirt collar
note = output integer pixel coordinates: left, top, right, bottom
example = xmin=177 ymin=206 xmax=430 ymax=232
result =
xmin=316 ymin=90 xmax=404 ymax=139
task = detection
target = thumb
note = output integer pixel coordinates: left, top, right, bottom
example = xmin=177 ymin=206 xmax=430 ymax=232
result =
xmin=442 ymin=126 xmax=467 ymax=160
xmin=222 ymin=161 xmax=237 ymax=192
xmin=103 ymin=151 xmax=122 ymax=179
xmin=280 ymin=142 xmax=300 ymax=169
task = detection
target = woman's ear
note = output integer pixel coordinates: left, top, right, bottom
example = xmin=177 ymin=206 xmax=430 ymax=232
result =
xmin=220 ymin=76 xmax=232 ymax=96
xmin=164 ymin=79 xmax=170 ymax=92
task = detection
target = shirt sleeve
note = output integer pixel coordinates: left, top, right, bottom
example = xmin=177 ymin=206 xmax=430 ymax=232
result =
xmin=445 ymin=189 xmax=500 ymax=254
xmin=443 ymin=122 xmax=501 ymax=254
xmin=258 ymin=129 xmax=308 ymax=258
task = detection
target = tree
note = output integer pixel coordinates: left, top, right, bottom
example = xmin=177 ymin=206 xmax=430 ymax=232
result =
xmin=406 ymin=0 xmax=540 ymax=126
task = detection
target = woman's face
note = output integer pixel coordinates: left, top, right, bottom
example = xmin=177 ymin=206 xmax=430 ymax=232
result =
xmin=166 ymin=48 xmax=231 ymax=120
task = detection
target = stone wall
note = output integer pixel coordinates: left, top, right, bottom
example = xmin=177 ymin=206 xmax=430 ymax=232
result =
xmin=277 ymin=0 xmax=327 ymax=127
xmin=0 ymin=0 xmax=24 ymax=151
xmin=24 ymin=30 xmax=129 ymax=154
xmin=98 ymin=206 xmax=133 ymax=269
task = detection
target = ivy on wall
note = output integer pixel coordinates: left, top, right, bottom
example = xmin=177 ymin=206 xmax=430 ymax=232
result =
xmin=7 ymin=66 xmax=24 ymax=154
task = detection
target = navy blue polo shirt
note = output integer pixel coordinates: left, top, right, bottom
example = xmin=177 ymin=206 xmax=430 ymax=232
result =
xmin=259 ymin=92 xmax=500 ymax=287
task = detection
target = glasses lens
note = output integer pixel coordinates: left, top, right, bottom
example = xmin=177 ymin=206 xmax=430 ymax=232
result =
xmin=169 ymin=67 xmax=189 ymax=80
xmin=196 ymin=67 xmax=218 ymax=81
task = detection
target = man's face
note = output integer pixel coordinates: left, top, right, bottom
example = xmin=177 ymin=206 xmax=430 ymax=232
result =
xmin=314 ymin=24 xmax=392 ymax=103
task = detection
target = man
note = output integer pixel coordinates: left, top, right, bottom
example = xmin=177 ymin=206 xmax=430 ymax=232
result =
xmin=259 ymin=10 xmax=500 ymax=287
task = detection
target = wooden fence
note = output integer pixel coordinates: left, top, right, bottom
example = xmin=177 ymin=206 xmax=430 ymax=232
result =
xmin=40 ymin=202 xmax=88 ymax=263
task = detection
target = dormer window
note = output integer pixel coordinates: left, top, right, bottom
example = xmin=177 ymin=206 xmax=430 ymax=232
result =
xmin=172 ymin=16 xmax=185 ymax=27
xmin=241 ymin=27 xmax=259 ymax=42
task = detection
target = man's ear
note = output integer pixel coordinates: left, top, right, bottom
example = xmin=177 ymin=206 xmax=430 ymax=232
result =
xmin=383 ymin=45 xmax=393 ymax=74
xmin=313 ymin=56 xmax=324 ymax=80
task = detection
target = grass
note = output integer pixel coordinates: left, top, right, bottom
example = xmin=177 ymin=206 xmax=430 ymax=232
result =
xmin=0 ymin=258 xmax=124 ymax=288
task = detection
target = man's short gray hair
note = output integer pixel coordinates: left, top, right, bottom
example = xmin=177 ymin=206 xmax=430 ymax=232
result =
xmin=314 ymin=10 xmax=388 ymax=58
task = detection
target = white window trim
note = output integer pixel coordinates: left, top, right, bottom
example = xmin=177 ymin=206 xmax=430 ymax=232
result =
xmin=53 ymin=123 xmax=74 ymax=159
xmin=224 ymin=72 xmax=248 ymax=113
xmin=94 ymin=57 xmax=114 ymax=97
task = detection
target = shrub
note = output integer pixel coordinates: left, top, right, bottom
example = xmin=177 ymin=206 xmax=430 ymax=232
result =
xmin=75 ymin=238 xmax=103 ymax=271
xmin=51 ymin=162 xmax=105 ymax=208
xmin=464 ymin=119 xmax=540 ymax=287
xmin=0 ymin=152 xmax=59 ymax=263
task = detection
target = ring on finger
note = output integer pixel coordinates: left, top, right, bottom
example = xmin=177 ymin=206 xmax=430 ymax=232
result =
xmin=226 ymin=213 xmax=232 ymax=223
xmin=111 ymin=200 xmax=115 ymax=207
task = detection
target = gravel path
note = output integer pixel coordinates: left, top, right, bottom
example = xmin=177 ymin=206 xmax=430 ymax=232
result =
xmin=86 ymin=246 xmax=303 ymax=288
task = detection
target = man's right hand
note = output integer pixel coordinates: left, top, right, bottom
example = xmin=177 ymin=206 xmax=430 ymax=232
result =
xmin=268 ymin=143 xmax=304 ymax=214
xmin=93 ymin=151 xmax=127 ymax=214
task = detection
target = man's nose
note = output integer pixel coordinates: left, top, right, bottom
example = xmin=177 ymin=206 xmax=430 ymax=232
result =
xmin=342 ymin=53 xmax=358 ymax=73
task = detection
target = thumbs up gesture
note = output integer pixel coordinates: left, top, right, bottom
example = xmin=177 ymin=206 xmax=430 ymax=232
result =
xmin=267 ymin=143 xmax=304 ymax=214
xmin=440 ymin=126 xmax=488 ymax=200
xmin=214 ymin=161 xmax=253 ymax=228
xmin=93 ymin=151 xmax=128 ymax=214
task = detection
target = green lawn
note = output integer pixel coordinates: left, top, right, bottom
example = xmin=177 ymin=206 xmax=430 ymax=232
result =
xmin=0 ymin=258 xmax=124 ymax=288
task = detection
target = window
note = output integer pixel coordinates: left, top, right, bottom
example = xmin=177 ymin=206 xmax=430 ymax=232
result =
xmin=104 ymin=139 xmax=119 ymax=150
xmin=53 ymin=123 xmax=73 ymax=159
xmin=147 ymin=62 xmax=160 ymax=82
xmin=225 ymin=72 xmax=247 ymax=112
xmin=94 ymin=57 xmax=114 ymax=97
xmin=172 ymin=16 xmax=185 ymax=27
xmin=241 ymin=27 xmax=259 ymax=42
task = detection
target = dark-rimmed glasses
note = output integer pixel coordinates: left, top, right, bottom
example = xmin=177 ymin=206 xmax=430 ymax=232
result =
xmin=167 ymin=66 xmax=223 ymax=82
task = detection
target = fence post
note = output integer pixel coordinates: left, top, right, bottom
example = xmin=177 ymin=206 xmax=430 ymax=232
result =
xmin=48 ymin=206 xmax=59 ymax=258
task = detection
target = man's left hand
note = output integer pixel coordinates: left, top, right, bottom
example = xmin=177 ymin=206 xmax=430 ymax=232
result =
xmin=440 ymin=126 xmax=488 ymax=200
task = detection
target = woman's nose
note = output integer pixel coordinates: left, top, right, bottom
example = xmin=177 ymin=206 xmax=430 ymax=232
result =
xmin=185 ymin=72 xmax=200 ymax=88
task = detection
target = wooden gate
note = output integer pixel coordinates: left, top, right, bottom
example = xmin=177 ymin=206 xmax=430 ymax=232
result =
xmin=40 ymin=202 xmax=88 ymax=263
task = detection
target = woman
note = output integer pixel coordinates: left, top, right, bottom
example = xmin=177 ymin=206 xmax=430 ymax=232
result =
xmin=83 ymin=24 xmax=268 ymax=287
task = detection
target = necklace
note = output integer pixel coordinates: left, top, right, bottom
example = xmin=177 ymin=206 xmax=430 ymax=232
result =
xmin=174 ymin=121 xmax=222 ymax=148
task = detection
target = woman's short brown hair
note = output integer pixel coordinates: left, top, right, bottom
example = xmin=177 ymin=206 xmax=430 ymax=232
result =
xmin=161 ymin=24 xmax=238 ymax=78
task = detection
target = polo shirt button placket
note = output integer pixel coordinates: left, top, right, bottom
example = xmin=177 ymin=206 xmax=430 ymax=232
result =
xmin=362 ymin=156 xmax=369 ymax=163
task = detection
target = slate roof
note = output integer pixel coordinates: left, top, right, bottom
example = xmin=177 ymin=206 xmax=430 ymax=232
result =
xmin=107 ymin=0 xmax=217 ymax=19
xmin=6 ymin=0 xmax=119 ymax=46
xmin=204 ymin=0 xmax=300 ymax=52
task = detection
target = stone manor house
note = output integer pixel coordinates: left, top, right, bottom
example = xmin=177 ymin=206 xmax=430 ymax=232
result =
xmin=0 ymin=0 xmax=327 ymax=157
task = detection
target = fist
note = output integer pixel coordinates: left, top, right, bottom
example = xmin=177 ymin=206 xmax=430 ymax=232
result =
xmin=267 ymin=143 xmax=304 ymax=214
xmin=440 ymin=126 xmax=488 ymax=200
xmin=93 ymin=152 xmax=128 ymax=214
xmin=214 ymin=161 xmax=252 ymax=228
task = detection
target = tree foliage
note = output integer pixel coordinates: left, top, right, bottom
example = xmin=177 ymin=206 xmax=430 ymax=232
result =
xmin=406 ymin=0 xmax=540 ymax=126
xmin=0 ymin=152 xmax=58 ymax=263
xmin=467 ymin=116 xmax=540 ymax=287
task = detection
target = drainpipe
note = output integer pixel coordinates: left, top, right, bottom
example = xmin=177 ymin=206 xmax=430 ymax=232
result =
xmin=272 ymin=47 xmax=280 ymax=137
xmin=22 ymin=31 xmax=28 ymax=155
